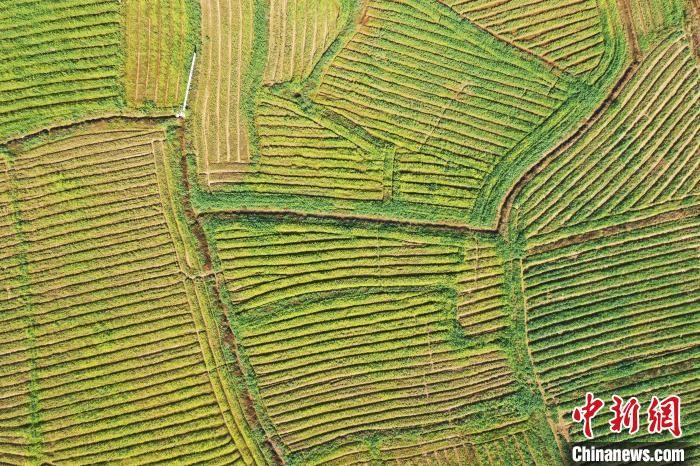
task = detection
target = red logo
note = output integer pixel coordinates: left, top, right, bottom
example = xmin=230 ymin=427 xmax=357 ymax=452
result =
xmin=572 ymin=393 xmax=681 ymax=439
xmin=609 ymin=395 xmax=640 ymax=434
xmin=647 ymin=395 xmax=682 ymax=438
xmin=572 ymin=392 xmax=605 ymax=439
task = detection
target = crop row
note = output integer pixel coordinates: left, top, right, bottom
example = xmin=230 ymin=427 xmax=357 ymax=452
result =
xmin=0 ymin=0 xmax=123 ymax=142
xmin=443 ymin=0 xmax=605 ymax=75
xmin=0 ymin=125 xmax=257 ymax=465
xmin=311 ymin=416 xmax=558 ymax=465
xmin=516 ymin=33 xmax=699 ymax=238
xmin=209 ymin=217 xmax=519 ymax=457
xmin=629 ymin=0 xmax=685 ymax=50
xmin=246 ymin=92 xmax=385 ymax=200
xmin=264 ymin=0 xmax=345 ymax=84
xmin=313 ymin=0 xmax=576 ymax=214
xmin=456 ymin=250 xmax=508 ymax=337
xmin=194 ymin=0 xmax=254 ymax=186
xmin=518 ymin=207 xmax=699 ymax=455
xmin=124 ymin=0 xmax=190 ymax=108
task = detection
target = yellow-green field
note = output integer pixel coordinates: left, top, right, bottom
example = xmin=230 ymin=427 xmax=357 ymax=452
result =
xmin=0 ymin=0 xmax=697 ymax=464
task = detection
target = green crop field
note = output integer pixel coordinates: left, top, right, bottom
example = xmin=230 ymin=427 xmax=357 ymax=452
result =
xmin=0 ymin=0 xmax=697 ymax=464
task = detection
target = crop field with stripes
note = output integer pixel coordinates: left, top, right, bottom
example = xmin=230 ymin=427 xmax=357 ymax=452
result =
xmin=0 ymin=0 xmax=698 ymax=464
xmin=0 ymin=0 xmax=124 ymax=143
xmin=0 ymin=122 xmax=266 ymax=465
xmin=264 ymin=0 xmax=350 ymax=85
xmin=506 ymin=29 xmax=700 ymax=462
xmin=204 ymin=215 xmax=560 ymax=463
xmin=124 ymin=0 xmax=196 ymax=110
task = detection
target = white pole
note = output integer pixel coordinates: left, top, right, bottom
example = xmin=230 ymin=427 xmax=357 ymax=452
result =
xmin=178 ymin=52 xmax=197 ymax=118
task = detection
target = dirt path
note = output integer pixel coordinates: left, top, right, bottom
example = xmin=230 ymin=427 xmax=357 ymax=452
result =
xmin=529 ymin=203 xmax=699 ymax=255
xmin=517 ymin=258 xmax=570 ymax=465
xmin=617 ymin=0 xmax=642 ymax=60
xmin=176 ymin=125 xmax=285 ymax=464
xmin=204 ymin=207 xmax=497 ymax=235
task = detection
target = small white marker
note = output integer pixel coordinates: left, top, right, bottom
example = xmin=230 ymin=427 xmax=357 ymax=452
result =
xmin=177 ymin=51 xmax=197 ymax=118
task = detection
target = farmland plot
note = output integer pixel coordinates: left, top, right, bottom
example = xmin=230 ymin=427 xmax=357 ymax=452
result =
xmin=205 ymin=216 xmax=559 ymax=463
xmin=193 ymin=0 xmax=624 ymax=229
xmin=0 ymin=0 xmax=124 ymax=143
xmin=264 ymin=0 xmax=349 ymax=84
xmin=0 ymin=0 xmax=697 ymax=462
xmin=442 ymin=0 xmax=611 ymax=76
xmin=506 ymin=31 xmax=700 ymax=458
xmin=0 ymin=156 xmax=34 ymax=463
xmin=243 ymin=91 xmax=385 ymax=200
xmin=628 ymin=0 xmax=685 ymax=50
xmin=193 ymin=0 xmax=256 ymax=185
xmin=515 ymin=33 xmax=699 ymax=237
xmin=0 ymin=123 xmax=263 ymax=465
xmin=313 ymin=0 xmax=579 ymax=214
xmin=312 ymin=415 xmax=559 ymax=465
xmin=124 ymin=0 xmax=194 ymax=109
xmin=520 ymin=205 xmax=700 ymax=449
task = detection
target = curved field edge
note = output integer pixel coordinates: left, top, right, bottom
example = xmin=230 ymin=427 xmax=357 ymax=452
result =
xmin=499 ymin=28 xmax=700 ymax=454
xmin=0 ymin=0 xmax=201 ymax=146
xmin=157 ymin=127 xmax=273 ymax=465
xmin=469 ymin=0 xmax=631 ymax=229
xmin=187 ymin=1 xmax=568 ymax=227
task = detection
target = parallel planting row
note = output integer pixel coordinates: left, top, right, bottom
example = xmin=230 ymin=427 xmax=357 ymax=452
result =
xmin=0 ymin=0 xmax=198 ymax=144
xmin=205 ymin=216 xmax=559 ymax=463
xmin=311 ymin=415 xmax=559 ymax=465
xmin=507 ymin=31 xmax=700 ymax=461
xmin=521 ymin=205 xmax=700 ymax=450
xmin=189 ymin=0 xmax=628 ymax=229
xmin=248 ymin=92 xmax=385 ymax=201
xmin=516 ymin=34 xmax=699 ymax=238
xmin=313 ymin=0 xmax=577 ymax=213
xmin=193 ymin=0 xmax=255 ymax=185
xmin=264 ymin=0 xmax=348 ymax=84
xmin=443 ymin=0 xmax=606 ymax=76
xmin=0 ymin=0 xmax=123 ymax=142
xmin=0 ymin=123 xmax=263 ymax=465
xmin=124 ymin=0 xmax=194 ymax=109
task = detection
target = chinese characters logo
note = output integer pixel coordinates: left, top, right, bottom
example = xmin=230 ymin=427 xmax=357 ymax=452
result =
xmin=572 ymin=392 xmax=681 ymax=439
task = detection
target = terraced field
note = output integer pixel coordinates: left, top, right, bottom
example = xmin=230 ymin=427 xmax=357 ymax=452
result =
xmin=313 ymin=0 xmax=578 ymax=211
xmin=124 ymin=0 xmax=195 ymax=109
xmin=0 ymin=123 xmax=264 ymax=464
xmin=505 ymin=29 xmax=700 ymax=461
xmin=193 ymin=0 xmax=255 ymax=185
xmin=443 ymin=0 xmax=609 ymax=76
xmin=0 ymin=0 xmax=124 ymax=142
xmin=243 ymin=91 xmax=385 ymax=200
xmin=514 ymin=34 xmax=699 ymax=235
xmin=264 ymin=0 xmax=350 ymax=84
xmin=0 ymin=0 xmax=698 ymax=464
xmin=205 ymin=216 xmax=558 ymax=462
